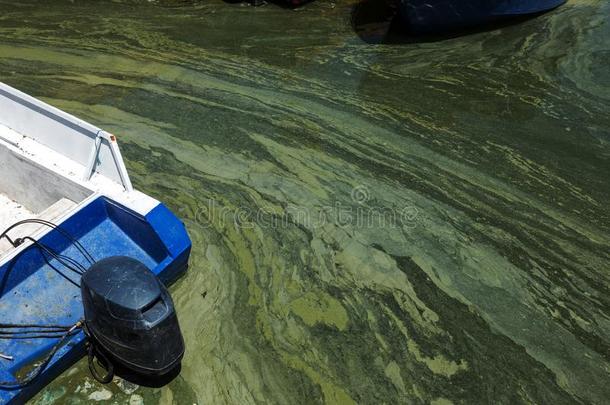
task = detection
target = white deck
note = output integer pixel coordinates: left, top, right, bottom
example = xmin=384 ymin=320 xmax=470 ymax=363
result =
xmin=0 ymin=193 xmax=32 ymax=231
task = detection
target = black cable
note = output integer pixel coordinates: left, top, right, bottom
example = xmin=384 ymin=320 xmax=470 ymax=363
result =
xmin=1 ymin=219 xmax=95 ymax=265
xmin=0 ymin=239 xmax=83 ymax=293
xmin=0 ymin=221 xmax=95 ymax=388
xmin=0 ymin=323 xmax=75 ymax=329
xmin=0 ymin=324 xmax=75 ymax=335
xmin=2 ymin=218 xmax=95 ymax=264
xmin=0 ymin=321 xmax=83 ymax=390
xmin=22 ymin=237 xmax=87 ymax=275
xmin=13 ymin=237 xmax=83 ymax=288
xmin=0 ymin=305 xmax=82 ymax=344
xmin=0 ymin=218 xmax=94 ymax=293
xmin=38 ymin=252 xmax=81 ymax=289
xmin=83 ymin=326 xmax=114 ymax=384
xmin=0 ymin=328 xmax=72 ymax=335
xmin=0 ymin=333 xmax=78 ymax=340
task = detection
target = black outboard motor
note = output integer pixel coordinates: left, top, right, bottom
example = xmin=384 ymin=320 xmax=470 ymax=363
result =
xmin=81 ymin=256 xmax=184 ymax=378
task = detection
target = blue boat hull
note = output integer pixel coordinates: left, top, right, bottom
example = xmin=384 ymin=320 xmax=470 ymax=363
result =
xmin=398 ymin=0 xmax=567 ymax=33
xmin=0 ymin=197 xmax=191 ymax=404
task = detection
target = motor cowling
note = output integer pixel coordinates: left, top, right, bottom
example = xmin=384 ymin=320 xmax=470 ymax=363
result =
xmin=81 ymin=256 xmax=184 ymax=376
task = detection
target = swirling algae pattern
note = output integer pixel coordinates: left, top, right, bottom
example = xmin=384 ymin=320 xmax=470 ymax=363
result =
xmin=0 ymin=0 xmax=608 ymax=404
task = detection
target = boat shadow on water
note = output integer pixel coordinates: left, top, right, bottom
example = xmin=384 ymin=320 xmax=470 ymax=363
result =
xmin=351 ymin=0 xmax=550 ymax=45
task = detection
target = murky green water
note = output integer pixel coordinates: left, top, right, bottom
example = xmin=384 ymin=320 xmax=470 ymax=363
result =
xmin=1 ymin=0 xmax=609 ymax=403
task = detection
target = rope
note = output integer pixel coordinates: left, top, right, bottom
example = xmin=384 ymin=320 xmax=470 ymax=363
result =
xmin=87 ymin=341 xmax=114 ymax=384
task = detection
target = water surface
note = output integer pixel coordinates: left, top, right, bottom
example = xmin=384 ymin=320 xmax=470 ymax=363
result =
xmin=0 ymin=0 xmax=609 ymax=403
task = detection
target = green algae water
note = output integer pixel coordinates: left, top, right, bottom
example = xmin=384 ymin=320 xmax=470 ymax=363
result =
xmin=1 ymin=0 xmax=609 ymax=403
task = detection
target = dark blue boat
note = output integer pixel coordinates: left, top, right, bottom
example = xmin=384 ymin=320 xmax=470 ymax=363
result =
xmin=399 ymin=0 xmax=567 ymax=33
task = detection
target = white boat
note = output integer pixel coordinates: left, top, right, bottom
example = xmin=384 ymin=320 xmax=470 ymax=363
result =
xmin=0 ymin=82 xmax=191 ymax=404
